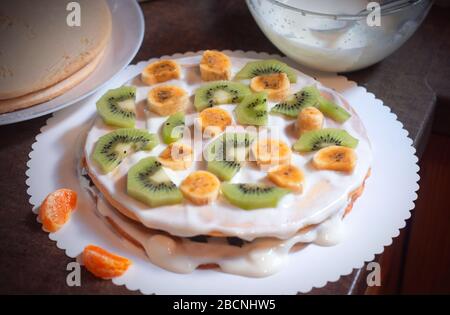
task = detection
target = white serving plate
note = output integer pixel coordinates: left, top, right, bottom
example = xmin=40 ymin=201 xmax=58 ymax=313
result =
xmin=0 ymin=0 xmax=144 ymax=125
xmin=26 ymin=51 xmax=419 ymax=294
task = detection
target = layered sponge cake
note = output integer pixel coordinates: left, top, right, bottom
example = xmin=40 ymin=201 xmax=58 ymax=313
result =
xmin=81 ymin=52 xmax=372 ymax=277
xmin=0 ymin=0 xmax=111 ymax=113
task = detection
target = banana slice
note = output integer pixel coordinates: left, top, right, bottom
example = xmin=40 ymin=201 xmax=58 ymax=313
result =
xmin=297 ymin=106 xmax=324 ymax=136
xmin=200 ymin=50 xmax=231 ymax=81
xmin=141 ymin=60 xmax=181 ymax=85
xmin=158 ymin=143 xmax=193 ymax=170
xmin=250 ymin=73 xmax=290 ymax=101
xmin=147 ymin=85 xmax=189 ymax=116
xmin=199 ymin=107 xmax=232 ymax=138
xmin=268 ymin=164 xmax=304 ymax=193
xmin=251 ymin=138 xmax=292 ymax=167
xmin=313 ymin=145 xmax=356 ymax=172
xmin=180 ymin=170 xmax=221 ymax=205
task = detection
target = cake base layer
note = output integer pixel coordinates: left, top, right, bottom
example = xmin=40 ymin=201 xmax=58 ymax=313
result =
xmin=0 ymin=48 xmax=105 ymax=114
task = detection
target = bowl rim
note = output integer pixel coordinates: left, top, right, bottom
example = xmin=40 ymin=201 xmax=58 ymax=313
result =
xmin=261 ymin=0 xmax=430 ymax=20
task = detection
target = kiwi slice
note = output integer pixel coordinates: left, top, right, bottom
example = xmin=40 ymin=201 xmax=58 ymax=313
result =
xmin=162 ymin=112 xmax=185 ymax=144
xmin=96 ymin=86 xmax=137 ymax=128
xmin=317 ymin=98 xmax=351 ymax=123
xmin=293 ymin=128 xmax=359 ymax=152
xmin=235 ymin=59 xmax=297 ymax=83
xmin=93 ymin=128 xmax=159 ymax=173
xmin=194 ymin=81 xmax=251 ymax=111
xmin=205 ymin=132 xmax=255 ymax=161
xmin=270 ymin=86 xmax=320 ymax=118
xmin=221 ymin=183 xmax=289 ymax=210
xmin=235 ymin=92 xmax=268 ymax=126
xmin=205 ymin=132 xmax=254 ymax=181
xmin=207 ymin=160 xmax=242 ymax=182
xmin=127 ymin=157 xmax=182 ymax=207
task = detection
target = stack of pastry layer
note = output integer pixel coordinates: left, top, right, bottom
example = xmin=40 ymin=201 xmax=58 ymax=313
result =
xmin=0 ymin=0 xmax=111 ymax=114
xmin=82 ymin=53 xmax=373 ymax=277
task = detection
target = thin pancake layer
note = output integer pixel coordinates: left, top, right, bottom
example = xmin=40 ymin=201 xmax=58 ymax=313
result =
xmin=0 ymin=47 xmax=105 ymax=114
xmin=0 ymin=0 xmax=111 ymax=99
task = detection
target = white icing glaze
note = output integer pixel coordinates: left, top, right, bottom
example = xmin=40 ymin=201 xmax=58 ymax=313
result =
xmin=95 ymin=195 xmax=345 ymax=277
xmin=84 ymin=54 xmax=372 ymax=241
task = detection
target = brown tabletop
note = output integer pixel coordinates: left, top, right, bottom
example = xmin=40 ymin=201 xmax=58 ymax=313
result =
xmin=1 ymin=0 xmax=449 ymax=295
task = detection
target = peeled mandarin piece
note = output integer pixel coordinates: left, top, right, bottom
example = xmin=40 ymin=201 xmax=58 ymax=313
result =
xmin=200 ymin=50 xmax=231 ymax=81
xmin=38 ymin=188 xmax=77 ymax=232
xmin=268 ymin=164 xmax=304 ymax=193
xmin=82 ymin=245 xmax=132 ymax=279
xmin=313 ymin=145 xmax=357 ymax=172
xmin=141 ymin=60 xmax=181 ymax=85
xmin=180 ymin=171 xmax=220 ymax=205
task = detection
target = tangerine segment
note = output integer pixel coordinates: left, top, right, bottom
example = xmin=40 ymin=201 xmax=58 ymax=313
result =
xmin=82 ymin=245 xmax=132 ymax=279
xmin=38 ymin=188 xmax=77 ymax=232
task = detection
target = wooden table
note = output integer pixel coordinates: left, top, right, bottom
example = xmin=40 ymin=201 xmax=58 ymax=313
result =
xmin=1 ymin=0 xmax=449 ymax=294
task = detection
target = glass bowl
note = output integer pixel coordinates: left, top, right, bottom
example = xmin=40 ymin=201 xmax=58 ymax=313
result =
xmin=247 ymin=0 xmax=433 ymax=72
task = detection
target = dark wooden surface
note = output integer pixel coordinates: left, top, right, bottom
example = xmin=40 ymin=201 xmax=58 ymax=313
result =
xmin=1 ymin=0 xmax=449 ymax=294
xmin=366 ymin=132 xmax=450 ymax=294
xmin=399 ymin=134 xmax=450 ymax=293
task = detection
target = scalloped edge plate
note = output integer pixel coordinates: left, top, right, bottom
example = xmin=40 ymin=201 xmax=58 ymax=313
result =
xmin=26 ymin=50 xmax=419 ymax=294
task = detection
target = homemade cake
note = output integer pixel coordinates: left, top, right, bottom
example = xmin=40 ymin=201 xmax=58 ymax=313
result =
xmin=81 ymin=52 xmax=372 ymax=277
